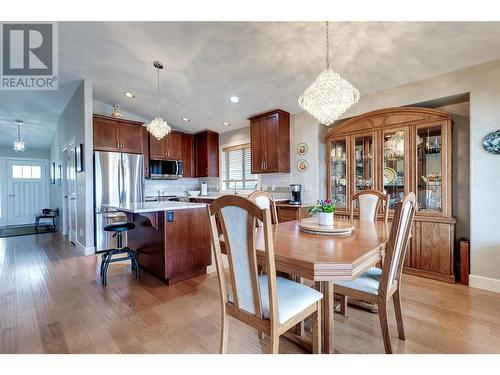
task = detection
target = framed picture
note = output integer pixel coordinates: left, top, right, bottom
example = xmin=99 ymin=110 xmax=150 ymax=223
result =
xmin=50 ymin=162 xmax=56 ymax=184
xmin=75 ymin=144 xmax=84 ymax=172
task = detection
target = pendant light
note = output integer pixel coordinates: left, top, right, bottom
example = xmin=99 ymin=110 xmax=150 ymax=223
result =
xmin=146 ymin=61 xmax=171 ymax=140
xmin=298 ymin=21 xmax=360 ymax=125
xmin=13 ymin=120 xmax=25 ymax=152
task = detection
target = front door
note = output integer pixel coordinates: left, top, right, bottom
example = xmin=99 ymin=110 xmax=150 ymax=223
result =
xmin=6 ymin=159 xmax=48 ymax=226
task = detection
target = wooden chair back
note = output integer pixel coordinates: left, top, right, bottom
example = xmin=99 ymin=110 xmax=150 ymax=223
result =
xmin=247 ymin=190 xmax=279 ymax=225
xmin=350 ymin=190 xmax=389 ymax=223
xmin=378 ymin=193 xmax=416 ymax=298
xmin=207 ymin=195 xmax=279 ymax=324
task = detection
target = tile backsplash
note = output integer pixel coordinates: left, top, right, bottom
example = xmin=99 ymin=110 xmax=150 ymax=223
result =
xmin=145 ymin=178 xmax=201 ymax=197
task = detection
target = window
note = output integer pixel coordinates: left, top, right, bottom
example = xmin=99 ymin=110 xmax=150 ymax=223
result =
xmin=221 ymin=144 xmax=258 ymax=190
xmin=12 ymin=165 xmax=42 ymax=179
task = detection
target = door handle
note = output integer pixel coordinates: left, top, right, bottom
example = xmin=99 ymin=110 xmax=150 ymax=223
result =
xmin=8 ymin=194 xmax=15 ymax=197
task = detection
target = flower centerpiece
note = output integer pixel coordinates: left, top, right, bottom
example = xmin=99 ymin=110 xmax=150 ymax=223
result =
xmin=309 ymin=199 xmax=336 ymax=226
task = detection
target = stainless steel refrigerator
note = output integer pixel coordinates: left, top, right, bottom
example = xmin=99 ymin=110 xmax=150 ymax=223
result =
xmin=94 ymin=151 xmax=144 ymax=251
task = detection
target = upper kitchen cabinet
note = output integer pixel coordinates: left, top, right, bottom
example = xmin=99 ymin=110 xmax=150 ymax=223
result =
xmin=93 ymin=114 xmax=144 ymax=154
xmin=149 ymin=131 xmax=183 ymax=160
xmin=195 ymin=131 xmax=219 ymax=177
xmin=249 ymin=109 xmax=290 ymax=174
xmin=182 ymin=133 xmax=196 ymax=178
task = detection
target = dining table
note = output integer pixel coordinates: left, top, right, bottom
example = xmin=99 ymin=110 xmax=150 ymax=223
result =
xmin=221 ymin=217 xmax=390 ymax=354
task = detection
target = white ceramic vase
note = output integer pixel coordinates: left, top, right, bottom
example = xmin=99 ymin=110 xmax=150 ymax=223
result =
xmin=318 ymin=212 xmax=334 ymax=226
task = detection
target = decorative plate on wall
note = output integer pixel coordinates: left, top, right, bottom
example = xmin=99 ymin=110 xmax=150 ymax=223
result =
xmin=483 ymin=129 xmax=500 ymax=154
xmin=297 ymin=143 xmax=308 ymax=156
xmin=297 ymin=159 xmax=308 ymax=172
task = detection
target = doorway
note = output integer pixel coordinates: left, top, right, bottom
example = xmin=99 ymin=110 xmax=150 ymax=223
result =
xmin=5 ymin=159 xmax=49 ymax=226
xmin=64 ymin=140 xmax=77 ymax=244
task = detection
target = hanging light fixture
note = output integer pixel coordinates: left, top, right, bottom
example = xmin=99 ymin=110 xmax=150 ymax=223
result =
xmin=298 ymin=21 xmax=360 ymax=125
xmin=146 ymin=61 xmax=171 ymax=140
xmin=13 ymin=120 xmax=25 ymax=152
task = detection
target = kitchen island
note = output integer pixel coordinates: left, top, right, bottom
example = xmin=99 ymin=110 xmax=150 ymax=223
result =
xmin=107 ymin=201 xmax=211 ymax=285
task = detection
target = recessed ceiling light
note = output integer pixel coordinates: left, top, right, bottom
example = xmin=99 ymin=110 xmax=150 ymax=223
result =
xmin=182 ymin=117 xmax=191 ymax=122
xmin=223 ymin=122 xmax=231 ymax=126
xmin=124 ymin=92 xmax=135 ymax=98
xmin=230 ymin=96 xmax=240 ymax=103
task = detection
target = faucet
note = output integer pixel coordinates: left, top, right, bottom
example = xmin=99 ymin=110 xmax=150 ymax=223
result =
xmin=231 ymin=179 xmax=238 ymax=195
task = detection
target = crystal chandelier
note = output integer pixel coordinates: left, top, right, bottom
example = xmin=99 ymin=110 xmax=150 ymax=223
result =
xmin=298 ymin=21 xmax=360 ymax=125
xmin=13 ymin=120 xmax=25 ymax=152
xmin=146 ymin=61 xmax=171 ymax=140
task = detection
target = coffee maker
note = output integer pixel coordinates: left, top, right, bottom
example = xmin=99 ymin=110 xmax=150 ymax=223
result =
xmin=288 ymin=184 xmax=302 ymax=205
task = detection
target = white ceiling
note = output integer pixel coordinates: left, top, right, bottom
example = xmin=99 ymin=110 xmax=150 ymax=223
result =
xmin=2 ymin=21 xmax=500 ymax=150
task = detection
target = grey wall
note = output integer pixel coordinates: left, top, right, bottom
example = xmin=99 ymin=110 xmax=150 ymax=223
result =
xmin=49 ymin=79 xmax=94 ymax=252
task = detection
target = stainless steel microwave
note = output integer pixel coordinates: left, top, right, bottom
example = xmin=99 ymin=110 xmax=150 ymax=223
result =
xmin=149 ymin=159 xmax=183 ymax=179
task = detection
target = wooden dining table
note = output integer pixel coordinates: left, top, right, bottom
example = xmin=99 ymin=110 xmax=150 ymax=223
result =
xmin=222 ymin=217 xmax=390 ymax=354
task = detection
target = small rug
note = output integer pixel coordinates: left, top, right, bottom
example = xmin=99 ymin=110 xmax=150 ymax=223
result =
xmin=0 ymin=225 xmax=55 ymax=238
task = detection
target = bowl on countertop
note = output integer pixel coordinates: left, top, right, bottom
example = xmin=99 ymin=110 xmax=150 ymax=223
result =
xmin=187 ymin=190 xmax=201 ymax=197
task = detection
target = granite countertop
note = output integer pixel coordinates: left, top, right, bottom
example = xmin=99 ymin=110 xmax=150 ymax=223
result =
xmin=105 ymin=201 xmax=207 ymax=214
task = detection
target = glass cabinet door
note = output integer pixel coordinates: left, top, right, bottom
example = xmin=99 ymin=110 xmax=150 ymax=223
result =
xmin=416 ymin=124 xmax=443 ymax=213
xmin=353 ymin=134 xmax=374 ymax=194
xmin=383 ymin=129 xmax=407 ymax=209
xmin=329 ymin=139 xmax=348 ymax=209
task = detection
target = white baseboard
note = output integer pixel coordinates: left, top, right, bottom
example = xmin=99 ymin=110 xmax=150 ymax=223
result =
xmin=74 ymin=240 xmax=95 ymax=256
xmin=469 ymin=274 xmax=500 ymax=293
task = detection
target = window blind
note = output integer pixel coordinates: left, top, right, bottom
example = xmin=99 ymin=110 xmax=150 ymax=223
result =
xmin=222 ymin=144 xmax=257 ymax=190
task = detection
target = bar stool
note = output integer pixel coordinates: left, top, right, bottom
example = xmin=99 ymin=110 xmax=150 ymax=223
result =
xmin=101 ymin=222 xmax=140 ymax=286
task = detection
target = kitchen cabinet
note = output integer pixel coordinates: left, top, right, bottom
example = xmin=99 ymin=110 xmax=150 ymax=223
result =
xmin=182 ymin=134 xmax=196 ymax=178
xmin=195 ymin=131 xmax=219 ymax=177
xmin=276 ymin=204 xmax=312 ymax=223
xmin=93 ymin=114 xmax=144 ymax=154
xmin=326 ymin=107 xmax=456 ymax=283
xmin=142 ymin=127 xmax=150 ymax=178
xmin=249 ymin=109 xmax=290 ymax=174
xmin=149 ymin=131 xmax=183 ymax=160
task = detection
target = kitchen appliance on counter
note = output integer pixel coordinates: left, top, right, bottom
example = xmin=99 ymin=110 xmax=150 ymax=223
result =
xmin=200 ymin=181 xmax=208 ymax=196
xmin=94 ymin=151 xmax=144 ymax=252
xmin=149 ymin=159 xmax=182 ymax=179
xmin=288 ymin=184 xmax=302 ymax=205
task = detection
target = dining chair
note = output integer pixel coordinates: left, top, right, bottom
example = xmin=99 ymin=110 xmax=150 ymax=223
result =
xmin=207 ymin=195 xmax=323 ymax=354
xmin=335 ymin=192 xmax=416 ymax=354
xmin=247 ymin=190 xmax=279 ymax=224
xmin=350 ymin=189 xmax=389 ymax=223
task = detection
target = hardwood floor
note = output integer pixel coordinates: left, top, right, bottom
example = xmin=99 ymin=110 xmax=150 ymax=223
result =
xmin=1 ymin=233 xmax=499 ymax=354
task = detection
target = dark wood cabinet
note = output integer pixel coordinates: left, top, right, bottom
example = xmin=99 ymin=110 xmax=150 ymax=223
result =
xmin=182 ymin=134 xmax=196 ymax=178
xmin=195 ymin=131 xmax=219 ymax=177
xmin=149 ymin=131 xmax=183 ymax=160
xmin=249 ymin=109 xmax=290 ymax=174
xmin=93 ymin=115 xmax=144 ymax=154
xmin=142 ymin=127 xmax=150 ymax=178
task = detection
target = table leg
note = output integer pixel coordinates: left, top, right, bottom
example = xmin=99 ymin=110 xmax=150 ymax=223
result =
xmin=317 ymin=281 xmax=334 ymax=354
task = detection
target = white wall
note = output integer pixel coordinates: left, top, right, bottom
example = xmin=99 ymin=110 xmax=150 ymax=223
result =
xmin=329 ymin=59 xmax=500 ymax=292
xmin=49 ymin=79 xmax=94 ymax=253
xmin=0 ymin=146 xmax=49 ymax=159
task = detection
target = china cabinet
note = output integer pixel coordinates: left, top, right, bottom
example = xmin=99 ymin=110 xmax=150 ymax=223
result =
xmin=326 ymin=107 xmax=455 ymax=282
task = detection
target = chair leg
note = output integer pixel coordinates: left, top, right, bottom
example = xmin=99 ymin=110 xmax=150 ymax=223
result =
xmin=393 ymin=288 xmax=405 ymax=340
xmin=378 ymin=300 xmax=392 ymax=354
xmin=312 ymin=301 xmax=322 ymax=354
xmin=270 ymin=326 xmax=280 ymax=354
xmin=220 ymin=310 xmax=229 ymax=354
xmin=339 ymin=294 xmax=347 ymax=315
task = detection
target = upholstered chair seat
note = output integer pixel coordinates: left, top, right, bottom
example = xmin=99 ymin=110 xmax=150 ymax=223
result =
xmin=335 ymin=267 xmax=381 ymax=295
xmin=229 ymin=275 xmax=323 ymax=324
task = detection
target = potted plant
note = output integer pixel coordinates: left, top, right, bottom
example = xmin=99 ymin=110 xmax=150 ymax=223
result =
xmin=309 ymin=199 xmax=336 ymax=226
